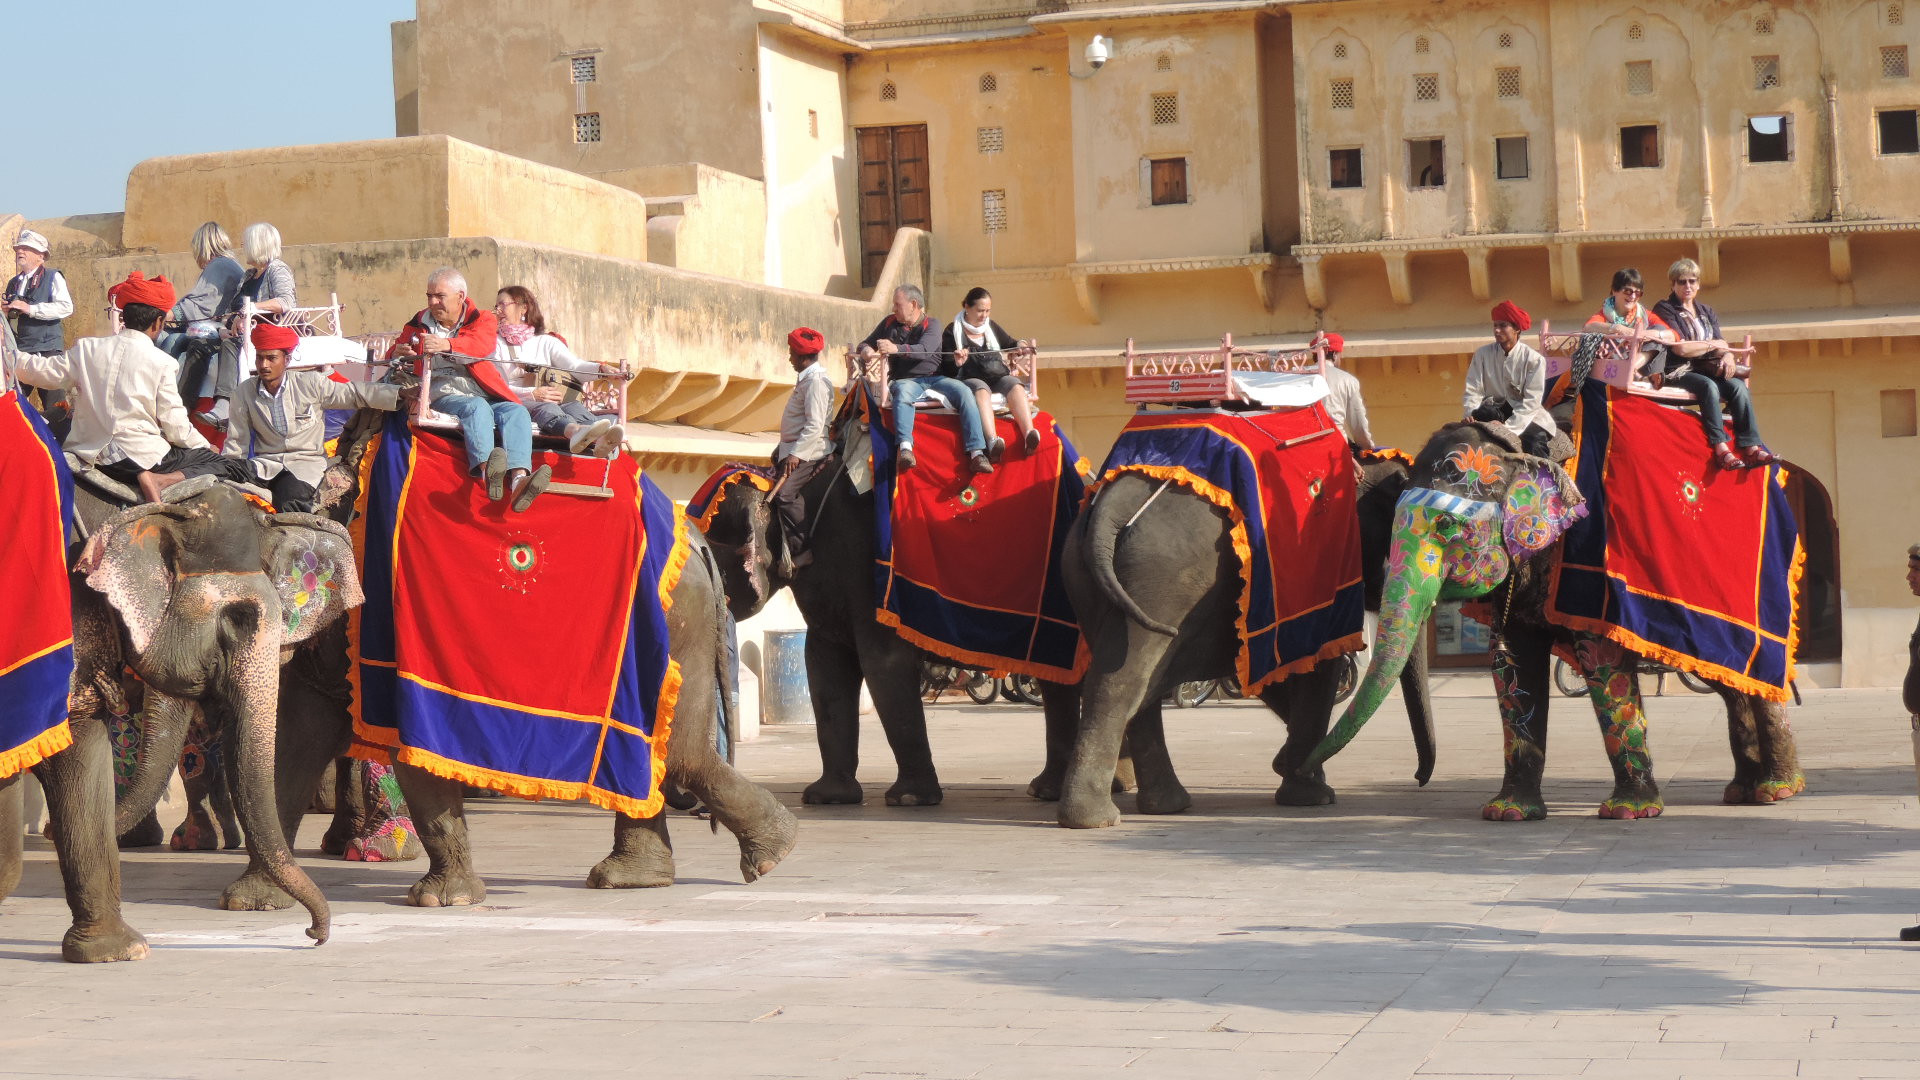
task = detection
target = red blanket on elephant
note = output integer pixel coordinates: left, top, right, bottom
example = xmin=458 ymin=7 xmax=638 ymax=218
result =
xmin=0 ymin=390 xmax=74 ymax=778
xmin=1549 ymin=382 xmax=1802 ymax=701
xmin=348 ymin=416 xmax=687 ymax=817
xmin=1092 ymin=405 xmax=1365 ymax=695
xmin=869 ymin=399 xmax=1091 ymax=682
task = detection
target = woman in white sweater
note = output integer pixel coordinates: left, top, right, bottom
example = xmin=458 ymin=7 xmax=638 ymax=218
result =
xmin=490 ymin=286 xmax=625 ymax=457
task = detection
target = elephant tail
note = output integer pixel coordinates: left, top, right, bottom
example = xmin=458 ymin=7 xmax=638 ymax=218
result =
xmin=1085 ymin=477 xmax=1178 ymax=637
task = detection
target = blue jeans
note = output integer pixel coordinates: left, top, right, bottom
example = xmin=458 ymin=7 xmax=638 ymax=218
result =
xmin=1668 ymin=370 xmax=1761 ymax=449
xmin=891 ymin=376 xmax=986 ymax=453
xmin=436 ymin=393 xmax=534 ymax=473
xmin=530 ymin=400 xmax=600 ymax=437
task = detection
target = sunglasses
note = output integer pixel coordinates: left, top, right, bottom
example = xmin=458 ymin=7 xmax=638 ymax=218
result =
xmin=1617 ymin=288 xmax=1643 ymax=297
xmin=1675 ymin=278 xmax=1699 ymax=285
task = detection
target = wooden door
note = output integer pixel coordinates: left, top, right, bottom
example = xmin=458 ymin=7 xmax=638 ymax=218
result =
xmin=857 ymin=124 xmax=932 ymax=288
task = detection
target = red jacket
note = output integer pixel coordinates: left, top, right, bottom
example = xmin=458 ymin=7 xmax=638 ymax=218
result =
xmin=386 ymin=299 xmax=513 ymax=401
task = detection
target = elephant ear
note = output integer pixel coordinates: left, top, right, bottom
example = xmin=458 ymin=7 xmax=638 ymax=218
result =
xmin=1500 ymin=458 xmax=1589 ymax=560
xmin=80 ymin=502 xmax=195 ymax=656
xmin=261 ymin=513 xmax=365 ymax=646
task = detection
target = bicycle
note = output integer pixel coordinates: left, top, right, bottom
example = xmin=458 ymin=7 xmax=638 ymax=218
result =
xmin=921 ymin=661 xmax=999 ymax=704
xmin=1553 ymin=656 xmax=1714 ymax=698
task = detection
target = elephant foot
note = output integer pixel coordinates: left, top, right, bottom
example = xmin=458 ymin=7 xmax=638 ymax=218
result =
xmin=1275 ymin=773 xmax=1337 ymax=807
xmin=801 ymin=776 xmax=865 ymax=806
xmin=221 ymin=871 xmax=294 ymax=911
xmin=1598 ymin=795 xmax=1665 ymax=820
xmin=884 ymin=776 xmax=944 ymax=807
xmin=61 ymin=919 xmax=150 ymax=964
xmin=1726 ymin=774 xmax=1805 ymax=804
xmin=1481 ymin=796 xmax=1547 ymax=822
xmin=1135 ymin=780 xmax=1192 ymax=815
xmin=408 ymin=869 xmax=487 ymax=907
xmin=1025 ymin=766 xmax=1063 ymax=802
xmin=345 ymin=817 xmax=420 ymax=863
xmin=1059 ymin=796 xmax=1123 ymax=830
xmin=738 ymin=806 xmax=800 ymax=884
xmin=117 ymin=812 xmax=165 ymax=850
xmin=168 ymin=813 xmax=219 ymax=852
xmin=587 ymin=851 xmax=676 ymax=889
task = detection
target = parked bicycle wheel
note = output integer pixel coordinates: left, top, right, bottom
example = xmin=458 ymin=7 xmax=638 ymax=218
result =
xmin=963 ymin=671 xmax=999 ymax=704
xmin=1007 ymin=673 xmax=1044 ymax=706
xmin=1675 ymin=668 xmax=1715 ymax=695
xmin=1553 ymin=657 xmax=1587 ymax=697
xmin=1169 ymin=680 xmax=1215 ymax=708
xmin=1333 ymin=652 xmax=1359 ymax=705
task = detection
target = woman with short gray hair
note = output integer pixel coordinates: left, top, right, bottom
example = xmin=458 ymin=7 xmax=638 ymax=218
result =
xmin=163 ymin=222 xmax=246 ymax=394
xmin=202 ymin=223 xmax=299 ymax=428
xmin=1650 ymin=257 xmax=1774 ymax=470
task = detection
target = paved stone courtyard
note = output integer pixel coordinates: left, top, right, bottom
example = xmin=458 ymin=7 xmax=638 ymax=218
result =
xmin=5 ymin=680 xmax=1920 ymax=1079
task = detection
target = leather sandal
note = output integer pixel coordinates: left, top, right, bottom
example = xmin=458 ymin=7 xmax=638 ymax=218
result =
xmin=1740 ymin=445 xmax=1777 ymax=467
xmin=511 ymin=465 xmax=551 ymax=513
xmin=1711 ymin=443 xmax=1745 ymax=471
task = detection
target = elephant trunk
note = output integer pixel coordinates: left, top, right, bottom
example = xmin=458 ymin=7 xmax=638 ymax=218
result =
xmin=1086 ymin=480 xmax=1177 ymax=636
xmin=224 ymin=607 xmax=331 ymax=946
xmin=1399 ymin=620 xmax=1437 ymax=786
xmin=1305 ymin=537 xmax=1446 ymax=772
xmin=113 ymin=689 xmax=197 ymax=836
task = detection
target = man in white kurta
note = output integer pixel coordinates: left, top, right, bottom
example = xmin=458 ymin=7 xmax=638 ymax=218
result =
xmin=223 ymin=323 xmax=410 ymax=513
xmin=13 ymin=271 xmax=247 ymax=502
xmin=1311 ymin=331 xmax=1375 ymax=450
xmin=772 ymin=327 xmax=837 ymax=568
xmin=1463 ymin=300 xmax=1556 ymax=457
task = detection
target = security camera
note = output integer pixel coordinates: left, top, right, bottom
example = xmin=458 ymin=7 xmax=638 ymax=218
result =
xmin=1086 ymin=34 xmax=1111 ymax=70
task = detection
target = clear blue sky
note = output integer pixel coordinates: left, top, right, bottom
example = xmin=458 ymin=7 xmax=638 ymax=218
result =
xmin=6 ymin=0 xmax=418 ymax=221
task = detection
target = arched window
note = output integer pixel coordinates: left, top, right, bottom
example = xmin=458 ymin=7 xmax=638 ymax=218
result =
xmin=1415 ymin=35 xmax=1430 ymax=53
xmin=1497 ymin=32 xmax=1514 ymax=49
xmin=978 ymin=72 xmax=997 ymax=93
xmin=1333 ymin=41 xmax=1348 ymax=60
xmin=1627 ymin=22 xmax=1645 ymax=41
xmin=880 ymin=81 xmax=897 ymax=101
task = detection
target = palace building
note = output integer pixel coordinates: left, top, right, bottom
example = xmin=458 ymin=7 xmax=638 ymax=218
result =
xmin=16 ymin=0 xmax=1919 ymax=686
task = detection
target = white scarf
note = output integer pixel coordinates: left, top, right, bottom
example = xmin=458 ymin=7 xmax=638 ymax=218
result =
xmin=953 ymin=312 xmax=1003 ymax=355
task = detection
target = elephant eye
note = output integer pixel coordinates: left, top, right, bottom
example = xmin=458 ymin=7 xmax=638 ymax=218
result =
xmin=1431 ymin=514 xmax=1460 ymax=539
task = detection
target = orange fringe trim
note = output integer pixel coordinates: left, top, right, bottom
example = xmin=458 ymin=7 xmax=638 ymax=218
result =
xmin=1085 ymin=462 xmax=1366 ymax=694
xmin=390 ymin=742 xmax=665 ymax=819
xmin=873 ymin=606 xmax=1091 ymax=684
xmin=690 ymin=470 xmax=772 ymax=534
xmin=345 ymin=433 xmax=384 ymax=752
xmin=0 ymin=721 xmax=73 ymax=780
xmin=1357 ymin=446 xmax=1417 ymax=468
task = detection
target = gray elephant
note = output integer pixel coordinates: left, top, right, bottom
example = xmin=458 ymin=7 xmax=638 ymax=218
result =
xmin=698 ymin=465 xmax=1085 ymax=808
xmin=1 ymin=478 xmax=347 ymax=961
xmin=1055 ymin=455 xmax=1436 ymax=829
xmin=1304 ymin=421 xmax=1804 ymax=821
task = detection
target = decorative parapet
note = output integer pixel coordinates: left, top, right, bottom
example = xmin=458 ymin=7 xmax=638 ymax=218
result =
xmin=1067 ymin=252 xmax=1280 ymax=322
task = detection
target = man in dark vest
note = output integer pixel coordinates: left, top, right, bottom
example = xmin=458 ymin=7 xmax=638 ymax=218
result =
xmin=6 ymin=229 xmax=74 ymax=436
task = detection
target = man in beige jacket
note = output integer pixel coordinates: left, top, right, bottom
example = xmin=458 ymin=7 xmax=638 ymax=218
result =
xmin=223 ymin=323 xmax=411 ymax=513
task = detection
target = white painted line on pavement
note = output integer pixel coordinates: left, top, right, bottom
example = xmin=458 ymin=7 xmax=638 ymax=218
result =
xmin=691 ymin=891 xmax=1060 ymax=905
xmin=145 ymin=910 xmax=999 ymax=948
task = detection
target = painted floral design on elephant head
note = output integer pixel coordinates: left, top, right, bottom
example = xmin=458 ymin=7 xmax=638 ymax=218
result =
xmin=278 ymin=545 xmax=338 ymax=637
xmin=1444 ymin=443 xmax=1504 ymax=495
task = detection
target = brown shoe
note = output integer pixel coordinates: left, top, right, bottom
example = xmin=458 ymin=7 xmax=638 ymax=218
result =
xmin=969 ymin=452 xmax=994 ymax=475
xmin=987 ymin=437 xmax=1006 ymax=465
xmin=897 ymin=444 xmax=917 ymax=470
xmin=485 ymin=449 xmax=510 ymax=500
xmin=1023 ymin=428 xmax=1042 ymax=454
xmin=510 ymin=465 xmax=551 ymax=513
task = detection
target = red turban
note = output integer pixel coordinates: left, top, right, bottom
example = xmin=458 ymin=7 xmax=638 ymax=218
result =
xmin=1317 ymin=332 xmax=1345 ymax=355
xmin=788 ymin=326 xmax=826 ymax=355
xmin=1491 ymin=300 xmax=1531 ymax=331
xmin=108 ymin=271 xmax=176 ymax=313
xmin=251 ymin=323 xmax=301 ymax=354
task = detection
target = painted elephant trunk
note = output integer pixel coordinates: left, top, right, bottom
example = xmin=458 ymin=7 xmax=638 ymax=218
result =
xmin=113 ymin=689 xmax=198 ymax=836
xmin=1305 ymin=536 xmax=1446 ymax=772
xmin=1086 ymin=479 xmax=1178 ymax=636
xmin=222 ymin=606 xmax=331 ymax=945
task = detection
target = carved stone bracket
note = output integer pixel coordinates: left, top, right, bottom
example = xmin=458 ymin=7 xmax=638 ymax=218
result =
xmin=1382 ymin=251 xmax=1413 ymax=306
xmin=1828 ymin=235 xmax=1853 ymax=284
xmin=1464 ymin=247 xmax=1492 ymax=302
xmin=1696 ymin=237 xmax=1722 ymax=288
xmin=1300 ymin=254 xmax=1328 ymax=309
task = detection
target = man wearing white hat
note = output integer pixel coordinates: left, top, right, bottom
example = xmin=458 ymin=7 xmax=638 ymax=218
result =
xmin=6 ymin=229 xmax=74 ymax=434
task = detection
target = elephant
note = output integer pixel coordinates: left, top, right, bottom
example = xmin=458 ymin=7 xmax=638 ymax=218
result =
xmin=699 ymin=461 xmax=1086 ymax=808
xmin=1055 ymin=454 xmax=1437 ymax=829
xmin=1 ymin=477 xmax=348 ymax=961
xmin=1303 ymin=420 xmax=1804 ymax=822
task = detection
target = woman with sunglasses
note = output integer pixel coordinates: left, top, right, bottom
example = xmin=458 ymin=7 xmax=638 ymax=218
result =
xmin=1650 ymin=258 xmax=1773 ymax=470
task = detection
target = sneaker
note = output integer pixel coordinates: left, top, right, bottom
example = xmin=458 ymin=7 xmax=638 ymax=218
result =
xmin=969 ymin=452 xmax=995 ymax=475
xmin=593 ymin=424 xmax=626 ymax=459
xmin=568 ymin=418 xmax=613 ymax=455
xmin=485 ymin=448 xmax=510 ymax=500
xmin=987 ymin=437 xmax=1006 ymax=465
xmin=898 ymin=444 xmax=917 ymax=470
xmin=1023 ymin=428 xmax=1042 ymax=454
xmin=511 ymin=465 xmax=551 ymax=513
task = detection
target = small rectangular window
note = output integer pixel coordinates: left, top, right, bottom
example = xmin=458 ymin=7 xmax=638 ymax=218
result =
xmin=1407 ymin=138 xmax=1445 ymax=187
xmin=1496 ymin=67 xmax=1522 ymax=98
xmin=1496 ymin=136 xmax=1529 ymax=179
xmin=1752 ymin=55 xmax=1781 ymax=90
xmin=1413 ymin=73 xmax=1439 ymax=101
xmin=573 ymin=112 xmax=602 ymax=144
xmin=1620 ymin=124 xmax=1661 ymax=168
xmin=1626 ymin=60 xmax=1654 ymax=95
xmin=1330 ymin=77 xmax=1355 ymax=110
xmin=1883 ymin=389 xmax=1918 ymax=437
xmin=1150 ymin=157 xmax=1189 ymax=205
xmin=570 ymin=55 xmax=597 ymax=83
xmin=1747 ymin=114 xmax=1792 ymax=162
xmin=977 ymin=126 xmax=1004 ymax=153
xmin=808 ymin=110 xmax=819 ymax=138
xmin=1880 ymin=108 xmax=1920 ymax=154
xmin=1151 ymin=93 xmax=1180 ymax=125
xmin=982 ymin=189 xmax=1008 ymax=234
xmin=1886 ymin=44 xmax=1912 ymax=79
xmin=1329 ymin=147 xmax=1364 ymax=188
